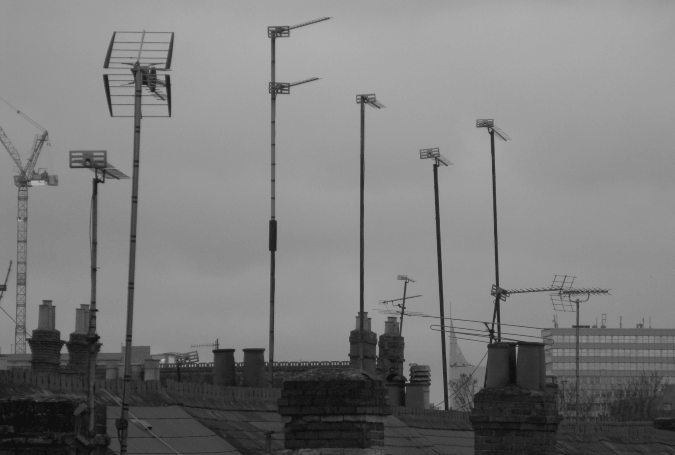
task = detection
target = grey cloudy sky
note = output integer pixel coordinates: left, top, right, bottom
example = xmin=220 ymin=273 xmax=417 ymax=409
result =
xmin=1 ymin=1 xmax=674 ymax=404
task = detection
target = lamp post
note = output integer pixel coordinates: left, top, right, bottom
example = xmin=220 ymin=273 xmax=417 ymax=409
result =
xmin=356 ymin=94 xmax=385 ymax=371
xmin=103 ymin=30 xmax=173 ymax=455
xmin=267 ymin=17 xmax=329 ymax=386
xmin=419 ymin=147 xmax=452 ymax=410
xmin=69 ymin=150 xmax=129 ymax=452
xmin=396 ymin=275 xmax=415 ymax=335
xmin=476 ymin=120 xmax=510 ymax=343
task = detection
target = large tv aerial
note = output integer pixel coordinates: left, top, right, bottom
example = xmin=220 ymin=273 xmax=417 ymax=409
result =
xmin=103 ymin=31 xmax=173 ymax=117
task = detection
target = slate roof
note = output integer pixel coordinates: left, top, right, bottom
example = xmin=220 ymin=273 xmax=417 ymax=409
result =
xmin=106 ymin=405 xmax=242 ymax=454
xmin=556 ymin=422 xmax=675 ymax=455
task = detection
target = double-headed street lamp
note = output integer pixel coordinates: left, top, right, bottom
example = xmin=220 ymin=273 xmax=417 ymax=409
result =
xmin=419 ymin=147 xmax=452 ymax=410
xmin=69 ymin=150 xmax=129 ymax=452
xmin=476 ymin=119 xmax=510 ymax=343
xmin=356 ymin=94 xmax=385 ymax=371
xmin=267 ymin=17 xmax=330 ymax=386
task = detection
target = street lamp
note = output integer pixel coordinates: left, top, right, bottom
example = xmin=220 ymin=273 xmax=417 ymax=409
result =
xmin=396 ymin=275 xmax=415 ymax=335
xmin=476 ymin=119 xmax=510 ymax=342
xmin=356 ymin=93 xmax=385 ymax=371
xmin=69 ymin=150 xmax=129 ymax=450
xmin=103 ymin=30 xmax=173 ymax=455
xmin=267 ymin=17 xmax=330 ymax=387
xmin=419 ymin=147 xmax=452 ymax=410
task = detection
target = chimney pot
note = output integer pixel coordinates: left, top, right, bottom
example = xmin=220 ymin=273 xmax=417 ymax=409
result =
xmin=486 ymin=342 xmax=516 ymax=388
xmin=213 ymin=349 xmax=236 ymax=387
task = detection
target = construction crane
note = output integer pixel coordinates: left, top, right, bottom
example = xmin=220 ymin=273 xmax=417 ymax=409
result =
xmin=0 ymin=104 xmax=58 ymax=354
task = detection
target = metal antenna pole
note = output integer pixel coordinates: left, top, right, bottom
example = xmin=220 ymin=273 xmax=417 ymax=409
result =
xmin=359 ymin=101 xmax=365 ymax=371
xmin=575 ymin=298 xmax=580 ymax=425
xmin=87 ymin=173 xmax=101 ymax=442
xmin=119 ymin=62 xmax=143 ymax=455
xmin=433 ymin=160 xmax=449 ymax=410
xmin=489 ymin=129 xmax=502 ymax=342
xmin=399 ymin=280 xmax=408 ymax=335
xmin=268 ymin=34 xmax=277 ymax=387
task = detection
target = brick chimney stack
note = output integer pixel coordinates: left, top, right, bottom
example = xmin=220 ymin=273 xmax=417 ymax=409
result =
xmin=470 ymin=341 xmax=562 ymax=454
xmin=66 ymin=304 xmax=98 ymax=374
xmin=376 ymin=316 xmax=405 ymax=380
xmin=349 ymin=312 xmax=377 ymax=374
xmin=278 ymin=368 xmax=390 ymax=454
xmin=27 ymin=300 xmax=65 ymax=372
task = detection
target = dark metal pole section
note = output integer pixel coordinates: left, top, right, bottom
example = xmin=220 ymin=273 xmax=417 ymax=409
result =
xmin=87 ymin=174 xmax=101 ymax=444
xmin=575 ymin=299 xmax=580 ymax=425
xmin=432 ymin=160 xmax=450 ymax=410
xmin=268 ymin=35 xmax=277 ymax=387
xmin=358 ymin=101 xmax=365 ymax=371
xmin=399 ymin=280 xmax=408 ymax=335
xmin=489 ymin=129 xmax=502 ymax=342
xmin=119 ymin=62 xmax=142 ymax=455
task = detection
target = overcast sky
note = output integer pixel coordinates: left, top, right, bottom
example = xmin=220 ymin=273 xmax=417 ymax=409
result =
xmin=1 ymin=1 xmax=674 ymax=405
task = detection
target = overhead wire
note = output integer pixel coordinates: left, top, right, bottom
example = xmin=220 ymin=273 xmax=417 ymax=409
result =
xmin=99 ymin=389 xmax=183 ymax=455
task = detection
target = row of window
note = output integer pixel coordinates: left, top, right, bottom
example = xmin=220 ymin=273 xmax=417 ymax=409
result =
xmin=552 ymin=348 xmax=675 ymax=358
xmin=555 ymin=376 xmax=675 ymax=388
xmin=551 ymin=362 xmax=675 ymax=371
xmin=549 ymin=334 xmax=675 ymax=344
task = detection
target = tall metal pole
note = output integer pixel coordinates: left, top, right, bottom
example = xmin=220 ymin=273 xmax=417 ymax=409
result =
xmin=268 ymin=35 xmax=277 ymax=387
xmin=87 ymin=174 xmax=101 ymax=443
xmin=489 ymin=129 xmax=502 ymax=342
xmin=432 ymin=160 xmax=449 ymax=410
xmin=358 ymin=101 xmax=365 ymax=371
xmin=399 ymin=280 xmax=408 ymax=335
xmin=575 ymin=299 xmax=580 ymax=425
xmin=119 ymin=62 xmax=142 ymax=455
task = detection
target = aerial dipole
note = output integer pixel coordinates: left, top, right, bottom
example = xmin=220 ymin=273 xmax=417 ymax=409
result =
xmin=103 ymin=30 xmax=173 ymax=455
xmin=267 ymin=17 xmax=329 ymax=386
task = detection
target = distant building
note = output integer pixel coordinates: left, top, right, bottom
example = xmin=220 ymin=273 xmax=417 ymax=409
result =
xmin=449 ymin=321 xmax=485 ymax=410
xmin=542 ymin=325 xmax=675 ymax=417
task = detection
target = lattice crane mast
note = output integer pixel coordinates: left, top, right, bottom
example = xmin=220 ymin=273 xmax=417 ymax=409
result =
xmin=0 ymin=117 xmax=58 ymax=354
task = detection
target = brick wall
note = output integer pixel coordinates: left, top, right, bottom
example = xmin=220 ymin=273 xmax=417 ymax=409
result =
xmin=278 ymin=368 xmax=390 ymax=453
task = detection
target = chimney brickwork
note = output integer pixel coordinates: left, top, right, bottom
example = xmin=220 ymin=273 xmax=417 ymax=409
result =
xmin=349 ymin=313 xmax=377 ymax=375
xmin=66 ymin=304 xmax=99 ymax=374
xmin=470 ymin=341 xmax=562 ymax=454
xmin=27 ymin=300 xmax=65 ymax=372
xmin=278 ymin=368 xmax=389 ymax=454
xmin=376 ymin=317 xmax=405 ymax=380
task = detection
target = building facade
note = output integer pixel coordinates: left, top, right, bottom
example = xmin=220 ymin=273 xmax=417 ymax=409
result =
xmin=542 ymin=326 xmax=675 ymax=417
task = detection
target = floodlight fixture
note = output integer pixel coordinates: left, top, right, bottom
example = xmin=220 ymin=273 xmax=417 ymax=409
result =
xmin=476 ymin=118 xmax=511 ymax=342
xmin=267 ymin=18 xmax=329 ymax=388
xmin=356 ymin=94 xmax=385 ymax=109
xmin=268 ymin=17 xmax=331 ymax=38
xmin=269 ymin=77 xmax=320 ymax=95
xmin=418 ymin=147 xmax=452 ymax=410
xmin=103 ymin=30 xmax=174 ymax=455
xmin=69 ymin=149 xmax=128 ymax=450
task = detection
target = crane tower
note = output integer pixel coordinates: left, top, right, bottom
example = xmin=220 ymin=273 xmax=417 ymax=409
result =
xmin=0 ymin=124 xmax=58 ymax=354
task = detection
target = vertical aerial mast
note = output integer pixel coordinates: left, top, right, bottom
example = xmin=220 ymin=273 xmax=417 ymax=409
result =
xmin=0 ymin=100 xmax=58 ymax=354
